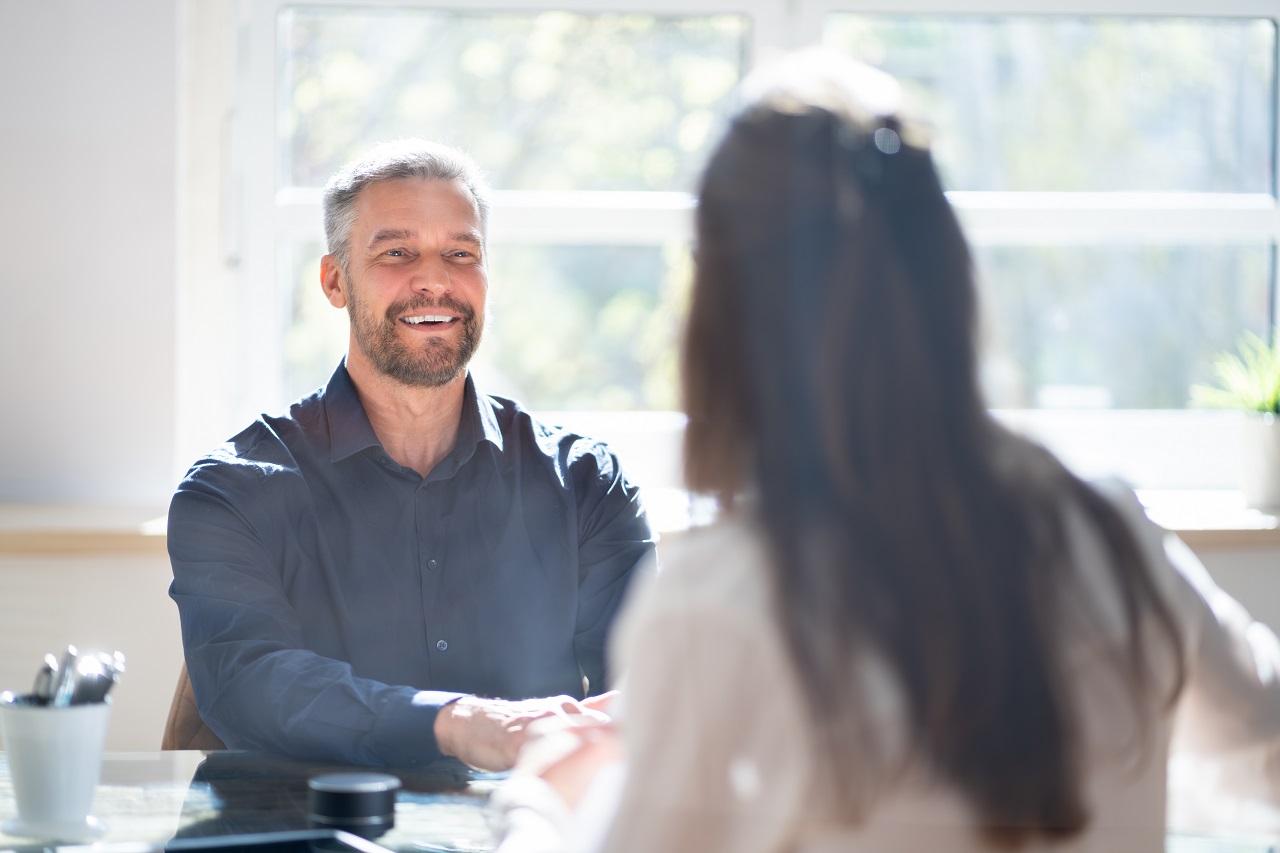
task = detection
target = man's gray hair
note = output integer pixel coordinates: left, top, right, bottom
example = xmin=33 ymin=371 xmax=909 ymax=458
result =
xmin=322 ymin=139 xmax=491 ymax=270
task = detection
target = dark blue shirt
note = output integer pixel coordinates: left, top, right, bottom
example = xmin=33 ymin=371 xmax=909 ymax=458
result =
xmin=167 ymin=363 xmax=654 ymax=766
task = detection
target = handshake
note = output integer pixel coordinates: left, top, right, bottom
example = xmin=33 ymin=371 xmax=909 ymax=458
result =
xmin=434 ymin=690 xmax=619 ymax=773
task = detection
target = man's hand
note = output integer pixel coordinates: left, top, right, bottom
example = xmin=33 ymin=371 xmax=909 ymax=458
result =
xmin=435 ymin=695 xmax=608 ymax=771
xmin=513 ymin=715 xmax=624 ymax=809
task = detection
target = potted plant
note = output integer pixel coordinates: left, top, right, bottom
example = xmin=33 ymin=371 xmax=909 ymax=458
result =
xmin=1192 ymin=331 xmax=1280 ymax=511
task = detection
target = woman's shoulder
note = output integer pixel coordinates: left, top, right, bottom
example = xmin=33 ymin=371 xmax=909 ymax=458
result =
xmin=609 ymin=512 xmax=776 ymax=669
xmin=1060 ymin=475 xmax=1188 ymax=605
xmin=651 ymin=511 xmax=775 ymax=612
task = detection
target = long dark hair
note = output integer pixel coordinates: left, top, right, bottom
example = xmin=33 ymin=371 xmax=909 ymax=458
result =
xmin=681 ymin=52 xmax=1184 ymax=847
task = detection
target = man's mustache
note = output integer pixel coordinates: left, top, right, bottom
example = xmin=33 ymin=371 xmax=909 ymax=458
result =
xmin=384 ymin=295 xmax=475 ymax=323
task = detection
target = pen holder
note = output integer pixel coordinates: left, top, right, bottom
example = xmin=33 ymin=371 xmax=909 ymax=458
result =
xmin=0 ymin=695 xmax=111 ymax=841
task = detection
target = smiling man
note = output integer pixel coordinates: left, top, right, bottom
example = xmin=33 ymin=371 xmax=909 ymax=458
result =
xmin=167 ymin=140 xmax=655 ymax=769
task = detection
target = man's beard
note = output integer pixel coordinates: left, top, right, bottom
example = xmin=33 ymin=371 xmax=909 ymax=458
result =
xmin=348 ymin=289 xmax=482 ymax=388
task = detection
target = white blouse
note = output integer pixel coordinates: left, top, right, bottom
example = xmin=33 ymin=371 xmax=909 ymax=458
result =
xmin=494 ymin=479 xmax=1280 ymax=853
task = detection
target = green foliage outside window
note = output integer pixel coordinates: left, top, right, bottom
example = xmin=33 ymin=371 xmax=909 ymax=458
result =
xmin=825 ymin=16 xmax=1273 ymax=192
xmin=279 ymin=10 xmax=747 ymax=191
xmin=277 ymin=9 xmax=1277 ymax=411
xmin=278 ymin=9 xmax=739 ymax=409
xmin=828 ymin=15 xmax=1275 ymax=409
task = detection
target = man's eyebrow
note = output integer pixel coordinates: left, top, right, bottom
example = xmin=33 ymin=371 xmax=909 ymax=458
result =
xmin=366 ymin=228 xmax=417 ymax=248
xmin=364 ymin=228 xmax=484 ymax=248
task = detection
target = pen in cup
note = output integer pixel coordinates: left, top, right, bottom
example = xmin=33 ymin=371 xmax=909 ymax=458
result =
xmin=26 ymin=647 xmax=124 ymax=707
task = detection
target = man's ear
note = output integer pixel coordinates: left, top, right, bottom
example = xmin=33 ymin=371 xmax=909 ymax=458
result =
xmin=320 ymin=254 xmax=347 ymax=309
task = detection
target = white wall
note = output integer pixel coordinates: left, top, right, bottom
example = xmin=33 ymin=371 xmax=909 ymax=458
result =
xmin=0 ymin=554 xmax=182 ymax=751
xmin=0 ymin=0 xmax=183 ymax=749
xmin=0 ymin=0 xmax=180 ymax=506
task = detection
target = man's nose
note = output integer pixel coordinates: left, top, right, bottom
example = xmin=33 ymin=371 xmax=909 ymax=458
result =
xmin=411 ymin=257 xmax=450 ymax=294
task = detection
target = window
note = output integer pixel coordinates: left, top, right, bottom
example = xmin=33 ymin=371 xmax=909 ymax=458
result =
xmin=272 ymin=5 xmax=746 ymax=410
xmin=824 ymin=14 xmax=1276 ymax=412
xmin=825 ymin=16 xmax=1273 ymax=194
xmin=214 ymin=0 xmax=1280 ymax=493
xmin=278 ymin=9 xmax=747 ymax=193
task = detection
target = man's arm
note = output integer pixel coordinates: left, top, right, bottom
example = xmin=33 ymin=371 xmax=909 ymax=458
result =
xmin=569 ymin=442 xmax=658 ymax=695
xmin=168 ymin=471 xmax=462 ymax=766
xmin=170 ymin=462 xmax=607 ymax=769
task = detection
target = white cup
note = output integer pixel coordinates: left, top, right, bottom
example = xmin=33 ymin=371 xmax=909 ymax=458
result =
xmin=0 ymin=697 xmax=111 ymax=841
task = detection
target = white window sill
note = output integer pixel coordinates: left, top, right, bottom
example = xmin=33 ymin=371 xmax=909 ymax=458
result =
xmin=1136 ymin=490 xmax=1280 ymax=551
xmin=0 ymin=505 xmax=167 ymax=556
xmin=650 ymin=489 xmax=1280 ymax=554
xmin=0 ymin=491 xmax=1274 ymax=556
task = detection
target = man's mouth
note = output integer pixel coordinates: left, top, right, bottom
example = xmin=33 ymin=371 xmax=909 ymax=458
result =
xmin=400 ymin=314 xmax=458 ymax=327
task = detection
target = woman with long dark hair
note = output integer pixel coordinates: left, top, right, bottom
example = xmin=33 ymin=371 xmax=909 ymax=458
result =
xmin=493 ymin=50 xmax=1280 ymax=852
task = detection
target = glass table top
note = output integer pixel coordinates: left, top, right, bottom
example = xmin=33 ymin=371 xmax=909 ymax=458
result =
xmin=0 ymin=752 xmax=499 ymax=853
xmin=0 ymin=751 xmax=1276 ymax=852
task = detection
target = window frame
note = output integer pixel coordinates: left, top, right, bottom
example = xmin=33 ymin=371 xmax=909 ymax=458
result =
xmin=208 ymin=0 xmax=1280 ymax=491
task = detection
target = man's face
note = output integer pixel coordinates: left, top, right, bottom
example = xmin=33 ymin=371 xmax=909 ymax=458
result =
xmin=322 ymin=177 xmax=487 ymax=388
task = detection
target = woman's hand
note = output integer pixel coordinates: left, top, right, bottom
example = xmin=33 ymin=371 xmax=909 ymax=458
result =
xmin=516 ymin=714 xmax=625 ymax=809
xmin=540 ymin=721 xmax=624 ymax=808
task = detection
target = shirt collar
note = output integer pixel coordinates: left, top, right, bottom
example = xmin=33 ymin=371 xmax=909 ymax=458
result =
xmin=324 ymin=360 xmax=505 ymax=464
xmin=325 ymin=361 xmax=382 ymax=463
xmin=469 ymin=374 xmax=506 ymax=454
xmin=446 ymin=373 xmax=506 ymax=475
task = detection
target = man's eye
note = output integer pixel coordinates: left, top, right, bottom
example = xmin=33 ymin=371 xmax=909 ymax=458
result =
xmin=386 ymin=249 xmax=406 ymax=257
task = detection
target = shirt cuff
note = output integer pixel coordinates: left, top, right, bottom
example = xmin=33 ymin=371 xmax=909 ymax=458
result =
xmin=488 ymin=762 xmax=626 ymax=853
xmin=370 ymin=689 xmax=466 ymax=766
xmin=489 ymin=774 xmax=574 ymax=853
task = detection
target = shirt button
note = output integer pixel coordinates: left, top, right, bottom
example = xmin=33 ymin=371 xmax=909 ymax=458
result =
xmin=428 ymin=559 xmax=438 ymax=569
xmin=436 ymin=640 xmax=448 ymax=651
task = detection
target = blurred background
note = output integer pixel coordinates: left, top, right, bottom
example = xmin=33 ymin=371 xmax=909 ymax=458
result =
xmin=1 ymin=0 xmax=1277 ymax=749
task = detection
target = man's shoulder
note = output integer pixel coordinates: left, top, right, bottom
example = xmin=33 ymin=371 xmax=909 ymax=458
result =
xmin=479 ymin=392 xmax=621 ymax=479
xmin=188 ymin=422 xmax=289 ymax=481
xmin=180 ymin=391 xmax=326 ymax=493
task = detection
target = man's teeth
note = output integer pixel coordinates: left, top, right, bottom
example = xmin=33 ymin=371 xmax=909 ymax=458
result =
xmin=403 ymin=315 xmax=453 ymax=324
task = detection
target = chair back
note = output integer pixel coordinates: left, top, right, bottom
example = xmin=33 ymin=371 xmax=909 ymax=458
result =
xmin=161 ymin=663 xmax=226 ymax=751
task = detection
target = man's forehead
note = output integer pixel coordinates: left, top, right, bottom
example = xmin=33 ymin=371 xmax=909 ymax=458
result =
xmin=353 ymin=176 xmax=482 ymax=227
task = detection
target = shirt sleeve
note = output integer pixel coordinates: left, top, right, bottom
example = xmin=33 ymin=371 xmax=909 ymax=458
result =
xmin=568 ymin=443 xmax=657 ymax=695
xmin=1102 ymin=484 xmax=1280 ymax=760
xmin=167 ymin=459 xmax=463 ymax=766
xmin=490 ymin=763 xmax=627 ymax=853
xmin=596 ymin=544 xmax=813 ymax=853
xmin=488 ymin=564 xmax=809 ymax=853
xmin=1159 ymin=527 xmax=1280 ymax=755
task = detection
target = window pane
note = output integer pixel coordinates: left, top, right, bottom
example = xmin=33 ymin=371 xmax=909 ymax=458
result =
xmin=280 ymin=241 xmax=690 ymax=410
xmin=278 ymin=8 xmax=747 ymax=191
xmin=976 ymin=245 xmax=1272 ymax=409
xmin=824 ymin=16 xmax=1275 ymax=192
xmin=480 ymin=244 xmax=689 ymax=410
xmin=282 ymin=241 xmax=346 ymax=400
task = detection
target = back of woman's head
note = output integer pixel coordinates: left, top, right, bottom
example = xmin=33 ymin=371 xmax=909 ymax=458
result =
xmin=682 ymin=49 xmax=1183 ymax=847
xmin=685 ymin=50 xmax=985 ymax=513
